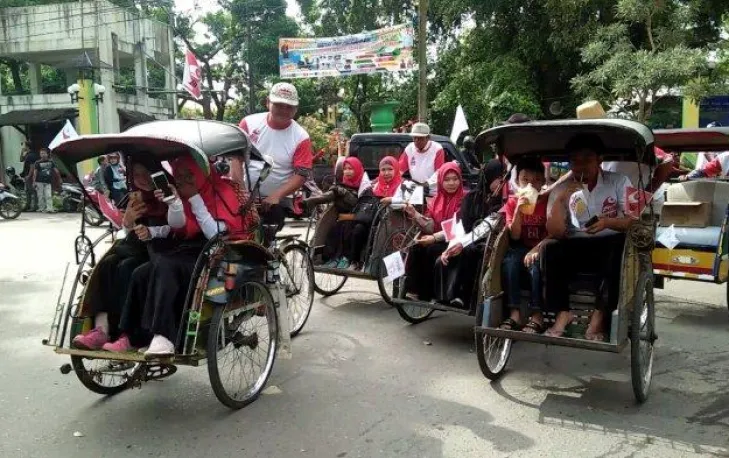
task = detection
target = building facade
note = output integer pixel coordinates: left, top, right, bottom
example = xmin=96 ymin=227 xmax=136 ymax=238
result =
xmin=0 ymin=0 xmax=176 ymax=173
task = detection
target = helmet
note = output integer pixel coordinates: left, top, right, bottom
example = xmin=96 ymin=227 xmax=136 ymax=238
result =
xmin=463 ymin=135 xmax=475 ymax=149
xmin=5 ymin=166 xmax=15 ymax=176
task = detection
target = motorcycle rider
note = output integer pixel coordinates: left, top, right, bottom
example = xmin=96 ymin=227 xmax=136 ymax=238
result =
xmin=232 ymin=82 xmax=314 ymax=230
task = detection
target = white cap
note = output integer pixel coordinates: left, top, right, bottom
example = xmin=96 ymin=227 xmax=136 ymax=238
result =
xmin=410 ymin=122 xmax=430 ymax=137
xmin=269 ymin=82 xmax=299 ymax=107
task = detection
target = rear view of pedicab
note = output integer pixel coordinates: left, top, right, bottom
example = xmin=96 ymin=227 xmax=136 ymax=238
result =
xmin=305 ymin=156 xmax=421 ymax=304
xmin=650 ymin=127 xmax=729 ymax=314
xmin=472 ymin=120 xmax=658 ymax=403
xmin=44 ymin=119 xmax=312 ymax=409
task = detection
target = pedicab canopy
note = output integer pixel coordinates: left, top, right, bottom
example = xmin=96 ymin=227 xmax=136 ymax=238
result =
xmin=653 ymin=127 xmax=729 ymax=152
xmin=51 ymin=119 xmax=263 ymax=177
xmin=474 ymin=119 xmax=656 ymax=165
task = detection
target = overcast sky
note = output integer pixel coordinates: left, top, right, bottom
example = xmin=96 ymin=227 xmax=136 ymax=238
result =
xmin=174 ymin=0 xmax=301 ymax=19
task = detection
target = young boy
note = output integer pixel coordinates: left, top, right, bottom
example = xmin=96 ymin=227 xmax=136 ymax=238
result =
xmin=500 ymin=158 xmax=548 ymax=333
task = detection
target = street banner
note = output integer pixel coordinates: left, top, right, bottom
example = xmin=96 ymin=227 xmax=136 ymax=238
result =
xmin=279 ymin=24 xmax=415 ymax=79
xmin=48 ymin=119 xmax=79 ymax=151
xmin=182 ymin=48 xmax=202 ymax=99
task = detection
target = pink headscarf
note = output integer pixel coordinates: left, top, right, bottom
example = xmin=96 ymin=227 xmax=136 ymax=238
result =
xmin=341 ymin=157 xmax=365 ymax=189
xmin=427 ymin=162 xmax=466 ymax=231
xmin=372 ymin=156 xmax=402 ymax=198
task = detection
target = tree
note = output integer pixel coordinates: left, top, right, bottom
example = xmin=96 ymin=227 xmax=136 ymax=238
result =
xmin=571 ymin=0 xmax=712 ymax=122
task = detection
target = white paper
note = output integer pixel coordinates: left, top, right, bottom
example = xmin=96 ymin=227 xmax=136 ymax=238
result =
xmin=657 ymin=224 xmax=680 ymax=250
xmin=408 ymin=186 xmax=424 ymax=205
xmin=382 ymin=251 xmax=406 ymax=282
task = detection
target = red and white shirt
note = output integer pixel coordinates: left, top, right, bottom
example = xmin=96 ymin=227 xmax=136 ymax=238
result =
xmin=398 ymin=140 xmax=445 ymax=183
xmin=239 ymin=112 xmax=313 ymax=197
xmin=694 ymin=151 xmax=729 ymax=178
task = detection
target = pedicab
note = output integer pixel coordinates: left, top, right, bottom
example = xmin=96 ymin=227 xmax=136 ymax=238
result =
xmin=43 ymin=119 xmax=314 ymax=409
xmin=462 ymin=119 xmax=657 ymax=403
xmin=305 ymin=157 xmax=422 ymax=304
xmin=650 ymin=127 xmax=729 ymax=313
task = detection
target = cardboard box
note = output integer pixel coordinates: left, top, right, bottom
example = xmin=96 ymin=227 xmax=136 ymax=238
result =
xmin=659 ymin=201 xmax=711 ymax=227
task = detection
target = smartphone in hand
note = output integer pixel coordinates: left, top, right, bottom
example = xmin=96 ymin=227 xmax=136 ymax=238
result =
xmin=585 ymin=215 xmax=599 ymax=228
xmin=150 ymin=171 xmax=175 ymax=202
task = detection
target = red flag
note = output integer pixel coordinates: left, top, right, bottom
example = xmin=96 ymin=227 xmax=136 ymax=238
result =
xmin=97 ymin=193 xmax=123 ymax=229
xmin=625 ymin=186 xmax=653 ymax=219
xmin=182 ymin=49 xmax=202 ymax=100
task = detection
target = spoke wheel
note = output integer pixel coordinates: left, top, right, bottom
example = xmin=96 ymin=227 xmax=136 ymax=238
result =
xmin=281 ymin=245 xmax=314 ymax=337
xmin=394 ymin=273 xmax=434 ymax=324
xmin=631 ymin=271 xmax=655 ymax=403
xmin=207 ymin=281 xmax=278 ymax=410
xmin=313 ymin=269 xmax=348 ymax=296
xmin=476 ymin=330 xmax=512 ymax=381
xmin=376 ymin=229 xmax=415 ymax=306
xmin=0 ymin=198 xmax=22 ymax=220
xmin=71 ymin=356 xmax=140 ymax=395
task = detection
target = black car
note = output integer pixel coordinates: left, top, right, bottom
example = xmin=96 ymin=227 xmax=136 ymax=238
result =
xmin=345 ymin=133 xmax=480 ymax=187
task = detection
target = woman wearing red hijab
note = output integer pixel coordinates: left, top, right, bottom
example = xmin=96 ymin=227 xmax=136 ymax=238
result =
xmin=319 ymin=156 xmax=379 ymax=269
xmin=403 ymin=162 xmax=466 ymax=301
xmin=104 ymin=154 xmax=257 ymax=356
xmin=372 ymin=156 xmax=403 ymax=204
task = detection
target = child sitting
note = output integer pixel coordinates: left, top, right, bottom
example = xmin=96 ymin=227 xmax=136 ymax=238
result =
xmin=500 ymin=158 xmax=548 ymax=333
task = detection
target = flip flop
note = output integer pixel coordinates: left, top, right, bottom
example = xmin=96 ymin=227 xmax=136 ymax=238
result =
xmin=585 ymin=330 xmax=606 ymax=342
xmin=499 ymin=318 xmax=521 ymax=331
xmin=522 ymin=320 xmax=544 ymax=334
xmin=544 ymin=327 xmax=565 ymax=337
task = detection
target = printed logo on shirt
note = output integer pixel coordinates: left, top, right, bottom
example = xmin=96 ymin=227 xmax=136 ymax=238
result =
xmin=249 ymin=128 xmax=261 ymax=144
xmin=410 ymin=156 xmax=417 ymax=167
xmin=570 ymin=195 xmax=588 ymax=217
xmin=602 ymin=196 xmax=618 ymax=217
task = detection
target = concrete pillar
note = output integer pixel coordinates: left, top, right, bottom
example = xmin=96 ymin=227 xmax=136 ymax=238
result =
xmin=28 ymin=63 xmax=42 ymax=94
xmin=98 ymin=33 xmax=120 ymax=134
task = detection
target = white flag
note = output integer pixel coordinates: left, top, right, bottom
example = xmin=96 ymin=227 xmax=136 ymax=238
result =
xmin=49 ymin=120 xmax=79 ymax=150
xmin=450 ymin=105 xmax=469 ymax=144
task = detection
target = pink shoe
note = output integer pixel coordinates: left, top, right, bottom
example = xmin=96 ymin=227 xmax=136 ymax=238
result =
xmin=72 ymin=327 xmax=109 ymax=350
xmin=102 ymin=335 xmax=135 ymax=353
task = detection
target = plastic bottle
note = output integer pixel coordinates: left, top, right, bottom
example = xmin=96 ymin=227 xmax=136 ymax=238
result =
xmin=610 ymin=309 xmax=619 ymax=344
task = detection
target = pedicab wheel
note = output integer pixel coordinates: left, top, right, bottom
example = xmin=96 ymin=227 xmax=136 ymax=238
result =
xmin=377 ymin=229 xmax=417 ymax=305
xmin=281 ymin=244 xmax=314 ymax=337
xmin=207 ymin=281 xmax=278 ymax=409
xmin=313 ymin=270 xmax=348 ymax=296
xmin=70 ymin=356 xmax=140 ymax=395
xmin=475 ymin=330 xmax=512 ymax=381
xmin=0 ymin=198 xmax=22 ymax=220
xmin=630 ymin=271 xmax=655 ymax=403
xmin=394 ymin=275 xmax=435 ymax=324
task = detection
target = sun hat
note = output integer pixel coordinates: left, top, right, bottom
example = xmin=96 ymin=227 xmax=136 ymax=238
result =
xmin=269 ymin=82 xmax=299 ymax=106
xmin=410 ymin=122 xmax=430 ymax=137
xmin=576 ymin=100 xmax=607 ymax=119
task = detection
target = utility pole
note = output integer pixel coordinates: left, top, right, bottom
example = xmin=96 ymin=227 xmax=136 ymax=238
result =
xmin=417 ymin=0 xmax=428 ymax=122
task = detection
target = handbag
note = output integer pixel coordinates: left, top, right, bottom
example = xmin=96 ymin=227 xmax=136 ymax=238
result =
xmin=353 ymin=195 xmax=380 ymax=224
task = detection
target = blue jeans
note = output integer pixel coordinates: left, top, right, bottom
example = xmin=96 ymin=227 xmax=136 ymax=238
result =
xmin=501 ymin=244 xmax=543 ymax=311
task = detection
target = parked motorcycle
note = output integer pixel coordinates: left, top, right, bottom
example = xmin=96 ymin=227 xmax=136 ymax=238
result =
xmin=0 ymin=183 xmax=22 ymax=220
xmin=4 ymin=166 xmax=27 ymax=208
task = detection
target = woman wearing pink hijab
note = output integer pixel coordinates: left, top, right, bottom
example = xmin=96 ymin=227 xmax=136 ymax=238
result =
xmin=372 ymin=156 xmax=403 ymax=204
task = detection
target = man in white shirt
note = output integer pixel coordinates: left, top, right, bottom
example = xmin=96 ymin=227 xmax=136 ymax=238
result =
xmin=543 ymin=133 xmax=633 ymax=341
xmin=398 ymin=122 xmax=445 ymax=184
xmin=233 ymin=83 xmax=313 ymax=229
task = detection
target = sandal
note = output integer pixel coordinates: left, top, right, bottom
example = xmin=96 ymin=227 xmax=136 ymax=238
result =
xmin=585 ymin=330 xmax=605 ymax=342
xmin=522 ymin=320 xmax=544 ymax=334
xmin=499 ymin=318 xmax=521 ymax=331
xmin=544 ymin=327 xmax=565 ymax=337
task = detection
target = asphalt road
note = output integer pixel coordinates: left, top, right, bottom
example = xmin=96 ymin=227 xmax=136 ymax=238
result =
xmin=1 ymin=213 xmax=728 ymax=458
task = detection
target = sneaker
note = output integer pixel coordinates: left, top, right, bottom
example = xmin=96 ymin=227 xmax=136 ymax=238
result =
xmin=336 ymin=257 xmax=350 ymax=269
xmin=72 ymin=327 xmax=109 ymax=350
xmin=102 ymin=335 xmax=135 ymax=353
xmin=144 ymin=335 xmax=175 ymax=357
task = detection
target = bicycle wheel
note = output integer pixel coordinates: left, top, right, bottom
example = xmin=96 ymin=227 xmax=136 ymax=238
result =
xmin=207 ymin=281 xmax=278 ymax=410
xmin=376 ymin=229 xmax=416 ymax=305
xmin=281 ymin=244 xmax=314 ymax=337
xmin=631 ymin=271 xmax=655 ymax=403
xmin=71 ymin=356 xmax=140 ymax=396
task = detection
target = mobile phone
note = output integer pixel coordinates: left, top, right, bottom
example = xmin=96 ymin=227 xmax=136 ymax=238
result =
xmin=150 ymin=171 xmax=174 ymax=202
xmin=585 ymin=215 xmax=599 ymax=227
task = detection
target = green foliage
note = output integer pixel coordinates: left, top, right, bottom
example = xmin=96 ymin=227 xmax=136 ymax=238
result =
xmin=571 ymin=0 xmax=712 ymax=122
xmin=296 ymin=115 xmax=330 ymax=152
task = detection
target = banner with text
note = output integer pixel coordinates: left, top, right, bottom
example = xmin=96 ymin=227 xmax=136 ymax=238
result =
xmin=279 ymin=24 xmax=415 ymax=79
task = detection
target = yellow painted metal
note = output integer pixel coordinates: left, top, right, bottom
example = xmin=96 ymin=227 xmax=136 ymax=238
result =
xmin=652 ymin=247 xmax=716 ymax=273
xmin=76 ymin=78 xmax=99 ymax=176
